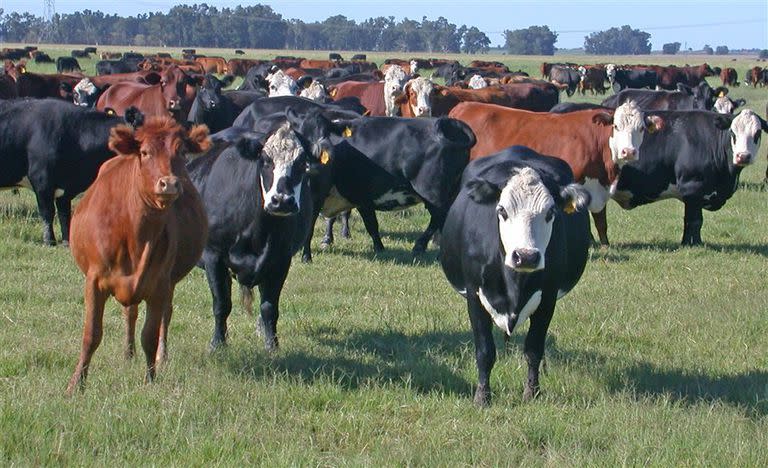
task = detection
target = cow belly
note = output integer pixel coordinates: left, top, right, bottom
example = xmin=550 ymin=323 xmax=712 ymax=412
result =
xmin=321 ymin=186 xmax=355 ymax=218
xmin=581 ymin=177 xmax=610 ymax=212
xmin=372 ymin=189 xmax=422 ymax=211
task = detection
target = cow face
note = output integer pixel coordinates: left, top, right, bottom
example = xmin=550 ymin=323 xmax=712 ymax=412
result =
xmin=601 ymin=101 xmax=663 ymax=165
xmin=468 ymin=74 xmax=487 ymax=89
xmin=109 ymin=117 xmax=210 ymax=210
xmin=384 ymin=65 xmax=408 ymax=117
xmin=267 ymin=69 xmax=298 ymax=97
xmin=299 ymin=81 xmax=327 ymax=102
xmin=197 ymin=74 xmax=234 ymax=112
xmin=401 ymin=77 xmax=435 ymax=117
xmin=255 ymin=122 xmax=310 ymax=216
xmin=722 ymin=109 xmax=768 ymax=166
xmin=72 ymin=78 xmax=99 ymax=107
xmin=467 ymin=168 xmax=590 ymax=272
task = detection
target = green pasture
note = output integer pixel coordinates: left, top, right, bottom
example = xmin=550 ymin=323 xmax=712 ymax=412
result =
xmin=0 ymin=46 xmax=767 ymax=465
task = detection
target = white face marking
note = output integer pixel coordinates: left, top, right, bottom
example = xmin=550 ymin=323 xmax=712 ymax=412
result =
xmin=497 ymin=168 xmax=555 ymax=272
xmin=606 ymin=64 xmax=616 ymax=84
xmin=468 ymin=74 xmax=487 ymax=89
xmin=581 ymin=177 xmax=610 ymax=213
xmin=384 ymin=65 xmax=408 ymax=117
xmin=372 ymin=190 xmax=421 ymax=210
xmin=409 ymin=60 xmax=418 ymax=75
xmin=260 ymin=123 xmax=304 ymax=211
xmin=299 ymin=81 xmax=326 ymax=101
xmin=729 ymin=109 xmax=762 ymax=166
xmin=320 ymin=186 xmax=355 ymax=218
xmin=478 ymin=288 xmax=542 ymax=335
xmin=266 ymin=69 xmax=298 ymax=97
xmin=73 ymin=78 xmax=97 ymax=106
xmin=609 ymin=101 xmax=647 ymax=165
xmin=714 ymin=96 xmax=734 ymax=114
xmin=407 ymin=77 xmax=434 ymax=117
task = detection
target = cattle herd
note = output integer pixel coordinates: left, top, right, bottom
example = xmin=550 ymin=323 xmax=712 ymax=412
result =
xmin=1 ymin=46 xmax=767 ymax=406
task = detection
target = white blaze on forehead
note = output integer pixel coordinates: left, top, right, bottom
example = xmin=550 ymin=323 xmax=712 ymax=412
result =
xmin=729 ymin=109 xmax=762 ymax=163
xmin=468 ymin=74 xmax=487 ymax=89
xmin=609 ymin=100 xmax=646 ymax=165
xmin=74 ymin=78 xmax=97 ymax=95
xmin=407 ymin=77 xmax=434 ymax=117
xmin=299 ymin=81 xmax=326 ymax=101
xmin=497 ymin=167 xmax=555 ymax=271
xmin=713 ymin=96 xmax=734 ymax=114
xmin=266 ymin=69 xmax=298 ymax=97
xmin=260 ymin=122 xmax=305 ymax=207
xmin=606 ymin=64 xmax=616 ymax=83
xmin=384 ymin=65 xmax=408 ymax=117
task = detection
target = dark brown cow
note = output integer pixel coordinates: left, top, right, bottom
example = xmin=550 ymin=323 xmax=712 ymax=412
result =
xmin=66 ymin=116 xmax=210 ymax=394
xmin=448 ymin=101 xmax=663 ymax=245
xmin=719 ymin=67 xmax=739 ymax=87
xmin=578 ymin=65 xmax=609 ymax=94
xmin=16 ymin=72 xmax=82 ymax=100
xmin=227 ymin=58 xmax=268 ymax=76
xmin=196 ymin=56 xmax=227 ymax=74
xmin=329 ymin=80 xmax=386 ymax=116
xmin=272 ymin=57 xmax=305 ymax=69
xmin=652 ymin=64 xmax=715 ymax=89
xmin=100 ymin=52 xmax=123 ymax=60
xmin=747 ymin=67 xmax=764 ymax=87
xmin=0 ymin=74 xmax=17 ymax=99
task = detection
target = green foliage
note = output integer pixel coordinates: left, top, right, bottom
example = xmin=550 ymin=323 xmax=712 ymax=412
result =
xmin=461 ymin=26 xmax=491 ymax=54
xmin=662 ymin=42 xmax=681 ymax=55
xmin=504 ymin=25 xmax=557 ymax=55
xmin=584 ymin=25 xmax=651 ymax=55
xmin=715 ymin=45 xmax=729 ymax=55
xmin=703 ymin=44 xmax=714 ymax=55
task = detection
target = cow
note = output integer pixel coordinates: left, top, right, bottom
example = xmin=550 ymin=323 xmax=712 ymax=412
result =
xmin=71 ymin=71 xmax=167 ymax=107
xmin=578 ymin=66 xmax=608 ymax=95
xmin=720 ymin=67 xmax=739 ymax=87
xmin=83 ymin=47 xmax=97 ymax=54
xmin=611 ymin=67 xmax=658 ymax=92
xmin=468 ymin=74 xmax=488 ymax=89
xmin=329 ymin=81 xmax=386 ymax=116
xmin=711 ymin=87 xmax=746 ymax=115
xmin=449 ymin=101 xmax=664 ymax=246
xmin=266 ymin=68 xmax=299 ymax=96
xmin=299 ymin=80 xmax=329 ymax=102
xmin=235 ymin=49 xmax=245 ymax=55
xmin=0 ymin=99 xmax=143 ymax=245
xmin=612 ymin=109 xmax=768 ymax=245
xmin=227 ymin=58 xmax=267 ymax=77
xmin=549 ymin=65 xmax=580 ymax=96
xmin=329 ymin=53 xmax=343 ymax=62
xmin=71 ymin=49 xmax=89 ymax=58
xmin=66 ymin=115 xmax=209 ymax=395
xmin=188 ymin=112 xmax=324 ymax=352
xmin=100 ymin=52 xmax=122 ymax=60
xmin=0 ymin=74 xmax=17 ymax=99
xmin=351 ymin=54 xmax=367 ymax=61
xmin=601 ymin=82 xmax=716 ymax=111
xmin=196 ymin=56 xmax=228 ymax=74
xmin=316 ymin=116 xmax=476 ymax=255
xmin=96 ymin=57 xmax=143 ymax=75
xmin=440 ymin=146 xmax=591 ymax=406
xmin=382 ymin=64 xmax=409 ymax=117
xmin=34 ymin=52 xmax=54 ymax=63
xmin=15 ymin=72 xmax=82 ymax=100
xmin=187 ymin=74 xmax=265 ymax=132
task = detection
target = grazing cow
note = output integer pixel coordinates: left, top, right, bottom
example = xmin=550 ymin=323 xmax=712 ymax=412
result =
xmin=66 ymin=116 xmax=209 ymax=394
xmin=602 ymin=82 xmax=716 ymax=111
xmin=71 ymin=49 xmax=89 ymax=58
xmin=351 ymin=54 xmax=367 ymax=61
xmin=189 ymin=113 xmax=322 ymax=351
xmin=549 ymin=65 xmax=580 ymax=96
xmin=449 ymin=101 xmax=663 ymax=245
xmin=613 ymin=109 xmax=768 ymax=245
xmin=720 ymin=67 xmax=739 ymax=87
xmin=611 ymin=67 xmax=658 ymax=92
xmin=329 ymin=53 xmax=343 ymax=62
xmin=96 ymin=57 xmax=144 ymax=75
xmin=318 ymin=116 xmax=476 ymax=254
xmin=196 ymin=56 xmax=228 ymax=74
xmin=235 ymin=49 xmax=245 ymax=55
xmin=0 ymin=99 xmax=141 ymax=245
xmin=83 ymin=47 xmax=97 ymax=54
xmin=440 ymin=146 xmax=591 ymax=406
xmin=266 ymin=69 xmax=299 ymax=96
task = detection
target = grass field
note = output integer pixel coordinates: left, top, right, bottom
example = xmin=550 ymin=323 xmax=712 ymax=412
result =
xmin=1 ymin=45 xmax=767 ymax=465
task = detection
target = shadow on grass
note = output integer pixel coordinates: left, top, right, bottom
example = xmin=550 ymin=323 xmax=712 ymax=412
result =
xmin=738 ymin=180 xmax=767 ymax=192
xmin=222 ymin=328 xmax=473 ymax=397
xmin=617 ymin=240 xmax=768 ymax=258
xmin=334 ymin=245 xmax=441 ymax=266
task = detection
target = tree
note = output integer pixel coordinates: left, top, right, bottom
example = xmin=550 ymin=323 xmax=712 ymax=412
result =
xmin=759 ymin=50 xmax=768 ymax=59
xmin=504 ymin=25 xmax=557 ymax=55
xmin=715 ymin=45 xmax=729 ymax=55
xmin=584 ymin=25 xmax=651 ymax=55
xmin=461 ymin=26 xmax=490 ymax=54
xmin=703 ymin=44 xmax=714 ymax=55
xmin=662 ymin=42 xmax=681 ymax=55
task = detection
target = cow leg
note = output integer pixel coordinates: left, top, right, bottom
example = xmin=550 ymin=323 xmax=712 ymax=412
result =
xmin=155 ymin=284 xmax=176 ymax=367
xmin=301 ymin=201 xmax=322 ymax=263
xmin=123 ymin=304 xmax=139 ymax=360
xmin=358 ymin=206 xmax=385 ymax=252
xmin=203 ymin=252 xmax=232 ymax=350
xmin=467 ymin=292 xmax=496 ymax=407
xmin=591 ymin=207 xmax=609 ymax=246
xmin=54 ymin=196 xmax=73 ymax=246
xmin=258 ymin=260 xmax=290 ymax=352
xmin=522 ymin=295 xmax=556 ymax=401
xmin=764 ymin=163 xmax=768 ymax=183
xmin=682 ymin=202 xmax=704 ymax=246
xmin=143 ymin=284 xmax=170 ymax=383
xmin=339 ymin=210 xmax=351 ymax=239
xmin=66 ymin=275 xmax=107 ymax=395
xmin=33 ymin=189 xmax=57 ymax=246
xmin=320 ymin=216 xmax=336 ymax=248
xmin=413 ymin=205 xmax=446 ymax=255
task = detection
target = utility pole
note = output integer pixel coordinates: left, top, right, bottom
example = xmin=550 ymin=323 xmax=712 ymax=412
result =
xmin=40 ymin=0 xmax=56 ymax=43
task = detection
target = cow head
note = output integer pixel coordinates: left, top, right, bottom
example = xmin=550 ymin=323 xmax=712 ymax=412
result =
xmin=108 ymin=116 xmax=210 ymax=210
xmin=383 ymin=65 xmax=408 ymax=117
xmin=299 ymin=80 xmax=328 ymax=102
xmin=266 ymin=69 xmax=299 ymax=97
xmin=72 ymin=78 xmax=100 ymax=107
xmin=711 ymin=87 xmax=745 ymax=114
xmin=468 ymin=74 xmax=487 ymax=89
xmin=196 ymin=74 xmax=234 ymax=112
xmin=395 ymin=77 xmax=435 ymax=117
xmin=595 ymin=101 xmax=664 ymax=165
xmin=157 ymin=66 xmax=192 ymax=114
xmin=409 ymin=59 xmax=419 ymax=75
xmin=467 ymin=167 xmax=590 ymax=272
xmin=717 ymin=109 xmax=768 ymax=167
xmin=606 ymin=64 xmax=617 ymax=84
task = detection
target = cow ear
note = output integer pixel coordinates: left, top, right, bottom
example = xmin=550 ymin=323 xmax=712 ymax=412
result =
xmin=758 ymin=115 xmax=768 ymax=133
xmin=329 ymin=118 xmax=356 ymax=137
xmin=592 ymin=112 xmax=613 ymax=126
xmin=645 ymin=115 xmax=664 ymax=133
xmin=143 ymin=72 xmax=162 ymax=85
xmin=466 ymin=178 xmax=501 ymax=204
xmin=734 ymin=98 xmax=746 ymax=109
xmin=559 ymin=184 xmax=591 ymax=214
xmin=124 ymin=107 xmax=145 ymax=128
xmin=713 ymin=114 xmax=732 ymax=130
xmin=235 ymin=134 xmax=266 ymax=161
xmin=109 ymin=125 xmax=140 ymax=156
xmin=435 ymin=117 xmax=476 ymax=149
xmin=221 ymin=74 xmax=235 ymax=87
xmin=186 ymin=124 xmax=211 ymax=153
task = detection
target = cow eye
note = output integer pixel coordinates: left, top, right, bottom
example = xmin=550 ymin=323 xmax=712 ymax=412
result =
xmin=140 ymin=150 xmax=150 ymax=159
xmin=545 ymin=206 xmax=556 ymax=222
xmin=496 ymin=206 xmax=508 ymax=221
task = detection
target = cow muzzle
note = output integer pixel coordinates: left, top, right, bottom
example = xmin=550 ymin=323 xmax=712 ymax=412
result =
xmin=619 ymin=147 xmax=638 ymax=162
xmin=168 ymin=99 xmax=181 ymax=111
xmin=265 ymin=193 xmax=298 ymax=217
xmin=734 ymin=152 xmax=752 ymax=166
xmin=510 ymin=248 xmax=541 ymax=272
xmin=156 ymin=176 xmax=181 ymax=196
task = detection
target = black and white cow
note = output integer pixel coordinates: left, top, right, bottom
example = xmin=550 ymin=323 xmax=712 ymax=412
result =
xmin=612 ymin=109 xmax=768 ymax=245
xmin=188 ymin=112 xmax=322 ymax=351
xmin=233 ymin=95 xmax=367 ymax=130
xmin=319 ymin=116 xmax=476 ymax=255
xmin=0 ymin=99 xmax=138 ymax=245
xmin=440 ymin=146 xmax=591 ymax=406
xmin=711 ymin=87 xmax=746 ymax=115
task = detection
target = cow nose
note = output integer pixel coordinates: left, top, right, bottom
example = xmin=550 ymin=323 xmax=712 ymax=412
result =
xmin=209 ymin=100 xmax=216 ymax=108
xmin=621 ymin=148 xmax=637 ymax=160
xmin=418 ymin=106 xmax=430 ymax=115
xmin=511 ymin=248 xmax=541 ymax=271
xmin=735 ymin=152 xmax=752 ymax=165
xmin=267 ymin=193 xmax=298 ymax=215
xmin=156 ymin=176 xmax=180 ymax=195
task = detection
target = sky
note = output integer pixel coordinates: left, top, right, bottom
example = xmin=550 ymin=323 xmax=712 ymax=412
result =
xmin=1 ymin=0 xmax=766 ymax=50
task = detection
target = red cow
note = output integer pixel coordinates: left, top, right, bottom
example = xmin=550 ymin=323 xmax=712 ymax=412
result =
xmin=66 ymin=116 xmax=210 ymax=394
xmin=196 ymin=56 xmax=227 ymax=74
xmin=448 ymin=101 xmax=663 ymax=245
xmin=719 ymin=67 xmax=739 ymax=87
xmin=0 ymin=74 xmax=17 ymax=99
xmin=329 ymin=81 xmax=386 ymax=116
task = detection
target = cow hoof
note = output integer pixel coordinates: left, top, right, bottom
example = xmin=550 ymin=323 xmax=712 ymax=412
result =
xmin=208 ymin=338 xmax=227 ymax=353
xmin=44 ymin=239 xmax=56 ymax=247
xmin=264 ymin=337 xmax=279 ymax=353
xmin=523 ymin=385 xmax=540 ymax=401
xmin=60 ymin=240 xmax=70 ymax=248
xmin=473 ymin=385 xmax=491 ymax=407
xmin=301 ymin=254 xmax=312 ymax=264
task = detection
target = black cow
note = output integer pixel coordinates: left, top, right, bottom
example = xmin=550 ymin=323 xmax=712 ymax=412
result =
xmin=188 ymin=111 xmax=325 ymax=352
xmin=351 ymin=54 xmax=367 ymax=61
xmin=56 ymin=57 xmax=82 ymax=74
xmin=612 ymin=109 xmax=768 ymax=245
xmin=233 ymin=95 xmax=366 ymax=130
xmin=318 ymin=116 xmax=477 ymax=255
xmin=34 ymin=52 xmax=54 ymax=64
xmin=440 ymin=146 xmax=591 ymax=406
xmin=0 ymin=99 xmax=140 ymax=245
xmin=71 ymin=49 xmax=89 ymax=58
xmin=235 ymin=49 xmax=245 ymax=55
xmin=96 ymin=58 xmax=142 ymax=75
xmin=602 ymin=82 xmax=716 ymax=111
xmin=329 ymin=53 xmax=343 ymax=62
xmin=83 ymin=47 xmax=97 ymax=54
xmin=187 ymin=74 xmax=265 ymax=133
xmin=611 ymin=68 xmax=658 ymax=92
xmin=549 ymin=102 xmax=607 ymax=113
xmin=549 ymin=65 xmax=580 ymax=97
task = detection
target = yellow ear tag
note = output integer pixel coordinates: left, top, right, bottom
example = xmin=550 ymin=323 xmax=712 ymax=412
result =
xmin=343 ymin=127 xmax=353 ymax=138
xmin=320 ymin=149 xmax=330 ymax=165
xmin=563 ymin=201 xmax=577 ymax=214
xmin=106 ymin=109 xmax=116 ymax=116
xmin=19 ymin=66 xmax=26 ymax=74
xmin=330 ymin=88 xmax=337 ymax=97
xmin=718 ymin=91 xmax=725 ymax=98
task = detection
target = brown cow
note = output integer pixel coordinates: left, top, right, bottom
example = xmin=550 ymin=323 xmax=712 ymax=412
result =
xmin=448 ymin=101 xmax=663 ymax=245
xmin=299 ymin=59 xmax=336 ymax=70
xmin=66 ymin=116 xmax=210 ymax=394
xmin=100 ymin=52 xmax=123 ymax=60
xmin=719 ymin=67 xmax=739 ymax=87
xmin=196 ymin=56 xmax=227 ymax=74
xmin=747 ymin=67 xmax=764 ymax=87
xmin=329 ymin=80 xmax=386 ymax=116
xmin=227 ymin=58 xmax=267 ymax=76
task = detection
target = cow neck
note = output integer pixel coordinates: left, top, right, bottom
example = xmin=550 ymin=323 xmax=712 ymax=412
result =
xmin=127 ymin=158 xmax=174 ymax=235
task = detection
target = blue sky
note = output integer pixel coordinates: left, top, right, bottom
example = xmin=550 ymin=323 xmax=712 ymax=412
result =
xmin=2 ymin=0 xmax=766 ymax=50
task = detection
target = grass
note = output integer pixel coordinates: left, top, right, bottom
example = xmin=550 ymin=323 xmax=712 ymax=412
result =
xmin=1 ymin=47 xmax=767 ymax=465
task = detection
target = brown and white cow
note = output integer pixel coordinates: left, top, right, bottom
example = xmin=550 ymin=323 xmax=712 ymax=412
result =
xmin=66 ymin=116 xmax=210 ymax=394
xmin=448 ymin=101 xmax=664 ymax=245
